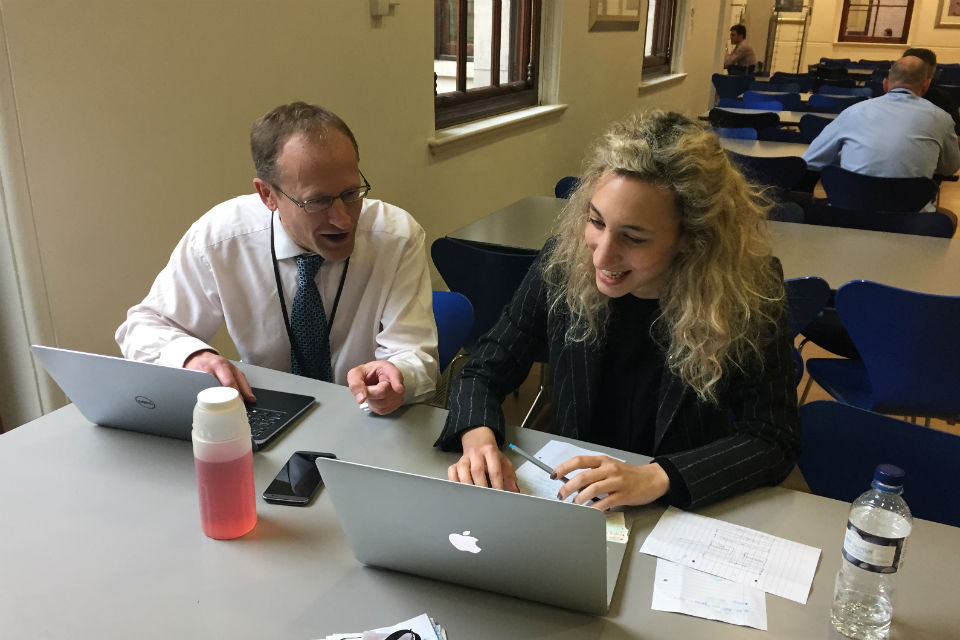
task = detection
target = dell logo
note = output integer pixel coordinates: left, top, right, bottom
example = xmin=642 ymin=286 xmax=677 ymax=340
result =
xmin=135 ymin=396 xmax=156 ymax=410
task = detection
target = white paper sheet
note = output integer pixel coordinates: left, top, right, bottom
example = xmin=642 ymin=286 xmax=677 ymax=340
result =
xmin=640 ymin=507 xmax=820 ymax=604
xmin=652 ymin=558 xmax=768 ymax=630
xmin=514 ymin=440 xmax=629 ymax=543
xmin=319 ymin=613 xmax=443 ymax=640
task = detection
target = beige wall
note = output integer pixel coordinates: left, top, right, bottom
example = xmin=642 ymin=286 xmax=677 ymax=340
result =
xmin=804 ymin=0 xmax=960 ymax=66
xmin=0 ymin=0 xmax=726 ymax=424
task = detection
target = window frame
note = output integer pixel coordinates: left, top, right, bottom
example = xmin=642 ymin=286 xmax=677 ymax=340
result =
xmin=837 ymin=0 xmax=914 ymax=44
xmin=643 ymin=0 xmax=679 ymax=75
xmin=434 ymin=0 xmax=542 ymax=129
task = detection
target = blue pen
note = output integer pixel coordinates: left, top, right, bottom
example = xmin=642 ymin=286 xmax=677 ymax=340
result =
xmin=508 ymin=443 xmax=569 ymax=482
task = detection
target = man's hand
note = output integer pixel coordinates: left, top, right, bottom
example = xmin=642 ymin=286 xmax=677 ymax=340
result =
xmin=346 ymin=360 xmax=405 ymax=415
xmin=447 ymin=426 xmax=519 ymax=492
xmin=553 ymin=456 xmax=670 ymax=510
xmin=184 ymin=350 xmax=256 ymax=402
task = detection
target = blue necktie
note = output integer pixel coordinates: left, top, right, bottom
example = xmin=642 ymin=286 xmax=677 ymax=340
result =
xmin=290 ymin=254 xmax=333 ymax=382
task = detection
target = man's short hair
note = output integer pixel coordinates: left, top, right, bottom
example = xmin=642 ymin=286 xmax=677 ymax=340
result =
xmin=888 ymin=56 xmax=929 ymax=88
xmin=903 ymin=48 xmax=937 ymax=78
xmin=250 ymin=102 xmax=359 ymax=183
xmin=730 ymin=24 xmax=746 ymax=37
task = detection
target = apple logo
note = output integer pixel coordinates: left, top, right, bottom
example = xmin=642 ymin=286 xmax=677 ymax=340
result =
xmin=448 ymin=530 xmax=482 ymax=554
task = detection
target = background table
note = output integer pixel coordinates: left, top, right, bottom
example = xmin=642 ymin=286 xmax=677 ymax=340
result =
xmin=448 ymin=197 xmax=960 ymax=296
xmin=720 ymin=138 xmax=809 ymax=157
xmin=2 ymin=363 xmax=958 ymax=638
xmin=700 ymin=107 xmax=838 ymax=126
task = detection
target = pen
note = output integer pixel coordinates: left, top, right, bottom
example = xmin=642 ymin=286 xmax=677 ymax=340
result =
xmin=508 ymin=443 xmax=569 ymax=482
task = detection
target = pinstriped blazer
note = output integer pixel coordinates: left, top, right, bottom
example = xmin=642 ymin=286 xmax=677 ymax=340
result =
xmin=436 ymin=246 xmax=801 ymax=510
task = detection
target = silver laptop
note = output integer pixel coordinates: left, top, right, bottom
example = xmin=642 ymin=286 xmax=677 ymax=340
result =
xmin=31 ymin=346 xmax=315 ymax=450
xmin=315 ymin=457 xmax=629 ymax=615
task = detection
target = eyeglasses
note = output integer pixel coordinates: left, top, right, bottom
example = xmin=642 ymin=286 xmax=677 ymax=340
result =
xmin=272 ymin=171 xmax=371 ymax=215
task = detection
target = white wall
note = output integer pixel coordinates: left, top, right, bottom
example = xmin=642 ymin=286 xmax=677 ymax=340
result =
xmin=804 ymin=0 xmax=960 ymax=66
xmin=0 ymin=0 xmax=727 ymax=426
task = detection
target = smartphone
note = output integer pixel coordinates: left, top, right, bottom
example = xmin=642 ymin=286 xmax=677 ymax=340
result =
xmin=262 ymin=451 xmax=337 ymax=506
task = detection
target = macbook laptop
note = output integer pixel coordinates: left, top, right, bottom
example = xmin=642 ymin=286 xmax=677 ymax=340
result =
xmin=31 ymin=346 xmax=315 ymax=450
xmin=315 ymin=457 xmax=629 ymax=615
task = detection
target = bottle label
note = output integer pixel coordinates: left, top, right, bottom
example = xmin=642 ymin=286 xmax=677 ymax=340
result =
xmin=841 ymin=520 xmax=905 ymax=574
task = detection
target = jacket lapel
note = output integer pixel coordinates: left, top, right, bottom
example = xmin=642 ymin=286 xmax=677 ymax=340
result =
xmin=655 ymin=368 xmax=688 ymax=451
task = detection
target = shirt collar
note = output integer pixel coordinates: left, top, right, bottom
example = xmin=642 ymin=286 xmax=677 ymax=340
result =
xmin=271 ymin=209 xmax=306 ymax=261
xmin=888 ymin=87 xmax=918 ymax=97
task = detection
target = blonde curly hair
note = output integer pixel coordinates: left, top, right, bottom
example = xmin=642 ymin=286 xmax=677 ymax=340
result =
xmin=542 ymin=110 xmax=785 ymax=404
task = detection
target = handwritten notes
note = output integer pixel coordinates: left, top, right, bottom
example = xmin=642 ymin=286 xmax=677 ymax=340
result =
xmin=652 ymin=558 xmax=768 ymax=630
xmin=640 ymin=507 xmax=820 ymax=604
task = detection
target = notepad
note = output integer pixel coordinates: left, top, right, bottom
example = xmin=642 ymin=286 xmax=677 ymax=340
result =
xmin=640 ymin=507 xmax=821 ymax=604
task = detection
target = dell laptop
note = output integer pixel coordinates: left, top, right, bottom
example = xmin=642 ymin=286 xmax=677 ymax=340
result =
xmin=315 ymin=457 xmax=629 ymax=615
xmin=32 ymin=346 xmax=315 ymax=450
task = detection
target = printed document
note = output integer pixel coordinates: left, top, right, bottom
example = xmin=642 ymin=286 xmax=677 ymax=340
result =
xmin=652 ymin=558 xmax=767 ymax=630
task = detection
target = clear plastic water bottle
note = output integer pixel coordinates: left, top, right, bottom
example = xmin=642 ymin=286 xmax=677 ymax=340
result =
xmin=192 ymin=386 xmax=257 ymax=540
xmin=830 ymin=464 xmax=912 ymax=640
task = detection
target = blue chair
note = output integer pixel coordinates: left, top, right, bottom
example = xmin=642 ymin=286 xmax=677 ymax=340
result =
xmin=726 ymin=151 xmax=807 ymax=192
xmin=820 ymin=166 xmax=938 ymax=212
xmin=432 ymin=291 xmax=474 ymax=373
xmin=770 ymin=72 xmax=815 ymax=92
xmin=708 ymin=107 xmax=780 ymax=133
xmin=717 ymin=97 xmax=744 ymax=108
xmin=798 ymin=114 xmax=833 ymax=142
xmin=712 ymin=73 xmax=752 ymax=100
xmin=714 ymin=127 xmax=758 ymax=140
xmin=798 ymin=401 xmax=960 ymax=528
xmin=936 ymin=67 xmax=960 ymax=85
xmin=748 ymin=81 xmax=800 ymax=93
xmin=744 ymin=90 xmax=800 ymax=110
xmin=807 ymin=93 xmax=864 ymax=113
xmin=431 ymin=237 xmax=538 ymax=351
xmin=554 ymin=176 xmax=579 ymax=199
xmin=819 ymin=57 xmax=851 ymax=67
xmin=802 ymin=203 xmax=955 ymax=238
xmin=785 ymin=277 xmax=832 ymax=385
xmin=803 ymin=281 xmax=960 ymax=423
xmin=814 ymin=86 xmax=872 ymax=98
xmin=758 ymin=125 xmax=806 ymax=143
xmin=740 ymin=98 xmax=784 ymax=111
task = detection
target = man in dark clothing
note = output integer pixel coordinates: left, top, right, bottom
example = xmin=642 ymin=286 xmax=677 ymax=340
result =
xmin=904 ymin=47 xmax=960 ymax=135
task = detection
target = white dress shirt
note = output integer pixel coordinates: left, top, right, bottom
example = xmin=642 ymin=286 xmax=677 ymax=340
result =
xmin=116 ymin=194 xmax=439 ymax=403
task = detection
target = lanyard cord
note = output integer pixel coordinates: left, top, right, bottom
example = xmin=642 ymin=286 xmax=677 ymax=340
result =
xmin=270 ymin=213 xmax=349 ymax=370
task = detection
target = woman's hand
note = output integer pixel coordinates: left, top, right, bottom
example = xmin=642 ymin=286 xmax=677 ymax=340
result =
xmin=553 ymin=456 xmax=670 ymax=510
xmin=447 ymin=426 xmax=519 ymax=492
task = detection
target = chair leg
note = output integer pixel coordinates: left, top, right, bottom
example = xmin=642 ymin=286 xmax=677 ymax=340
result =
xmin=799 ymin=376 xmax=815 ymax=404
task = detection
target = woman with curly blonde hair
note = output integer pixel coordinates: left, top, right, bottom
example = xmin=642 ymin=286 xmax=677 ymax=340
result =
xmin=436 ymin=111 xmax=800 ymax=510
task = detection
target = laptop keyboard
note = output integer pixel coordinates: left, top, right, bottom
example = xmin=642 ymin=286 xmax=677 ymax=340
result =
xmin=246 ymin=407 xmax=289 ymax=440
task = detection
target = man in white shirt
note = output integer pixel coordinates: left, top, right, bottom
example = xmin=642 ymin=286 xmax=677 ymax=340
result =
xmin=116 ymin=102 xmax=438 ymax=415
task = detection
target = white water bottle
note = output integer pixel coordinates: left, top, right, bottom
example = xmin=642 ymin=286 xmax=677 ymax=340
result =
xmin=830 ymin=464 xmax=912 ymax=640
xmin=192 ymin=387 xmax=257 ymax=540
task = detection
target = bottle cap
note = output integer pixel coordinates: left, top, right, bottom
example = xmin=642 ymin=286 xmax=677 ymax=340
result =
xmin=873 ymin=463 xmax=905 ymax=489
xmin=193 ymin=387 xmax=250 ymax=442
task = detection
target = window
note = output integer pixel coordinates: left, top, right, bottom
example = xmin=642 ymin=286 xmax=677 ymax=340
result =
xmin=434 ymin=0 xmax=542 ymax=129
xmin=838 ymin=0 xmax=914 ymax=44
xmin=643 ymin=0 xmax=678 ymax=74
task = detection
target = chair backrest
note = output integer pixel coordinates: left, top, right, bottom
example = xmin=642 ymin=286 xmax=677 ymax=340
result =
xmin=554 ymin=176 xmax=580 ymax=199
xmin=784 ymin=276 xmax=831 ymax=336
xmin=740 ymin=97 xmax=785 ymax=111
xmin=798 ymin=401 xmax=960 ymax=528
xmin=858 ymin=59 xmax=892 ymax=67
xmin=711 ymin=73 xmax=752 ymax=99
xmin=708 ymin=107 xmax=780 ymax=132
xmin=727 ymin=150 xmax=807 ymax=191
xmin=936 ymin=68 xmax=960 ymax=85
xmin=836 ymin=280 xmax=960 ymax=417
xmin=748 ymin=81 xmax=800 ymax=93
xmin=432 ymin=291 xmax=474 ymax=372
xmin=815 ymin=86 xmax=872 ymax=97
xmin=819 ymin=57 xmax=851 ymax=66
xmin=744 ymin=90 xmax=799 ymax=110
xmin=758 ymin=125 xmax=806 ymax=143
xmin=798 ymin=114 xmax=833 ymax=142
xmin=807 ymin=93 xmax=864 ymax=113
xmin=770 ymin=72 xmax=815 ymax=92
xmin=819 ymin=165 xmax=938 ymax=212
xmin=802 ymin=202 xmax=955 ymax=238
xmin=714 ymin=127 xmax=758 ymax=140
xmin=431 ymin=237 xmax=538 ymax=350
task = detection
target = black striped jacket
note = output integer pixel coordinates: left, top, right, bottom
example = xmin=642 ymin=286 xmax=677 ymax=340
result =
xmin=436 ymin=248 xmax=801 ymax=510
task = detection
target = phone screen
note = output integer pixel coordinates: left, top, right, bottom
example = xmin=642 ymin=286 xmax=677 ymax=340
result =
xmin=262 ymin=451 xmax=336 ymax=505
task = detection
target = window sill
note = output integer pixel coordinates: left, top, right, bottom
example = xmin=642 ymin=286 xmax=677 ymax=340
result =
xmin=428 ymin=104 xmax=568 ymax=153
xmin=638 ymin=72 xmax=687 ymax=92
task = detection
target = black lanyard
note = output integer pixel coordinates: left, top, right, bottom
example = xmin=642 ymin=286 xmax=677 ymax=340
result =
xmin=270 ymin=214 xmax=349 ymax=369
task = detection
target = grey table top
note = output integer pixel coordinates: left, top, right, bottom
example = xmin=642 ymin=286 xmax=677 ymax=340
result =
xmin=448 ymin=197 xmax=960 ymax=296
xmin=720 ymin=138 xmax=809 ymax=157
xmin=2 ymin=363 xmax=959 ymax=639
xmin=701 ymin=107 xmax=839 ymax=125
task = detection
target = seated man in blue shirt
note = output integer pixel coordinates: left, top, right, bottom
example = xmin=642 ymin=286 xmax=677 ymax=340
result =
xmin=803 ymin=55 xmax=960 ymax=185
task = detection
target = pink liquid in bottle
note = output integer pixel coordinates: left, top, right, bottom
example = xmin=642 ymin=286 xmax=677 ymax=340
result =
xmin=194 ymin=449 xmax=257 ymax=540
